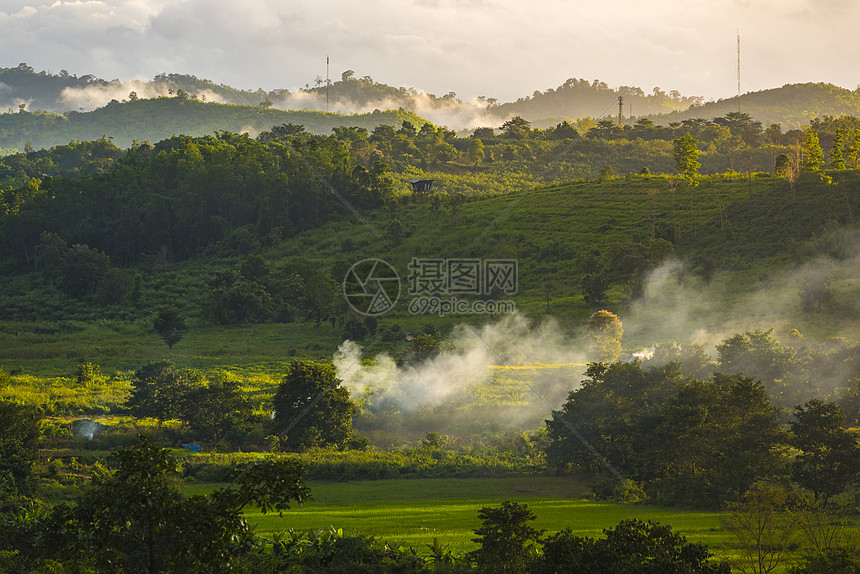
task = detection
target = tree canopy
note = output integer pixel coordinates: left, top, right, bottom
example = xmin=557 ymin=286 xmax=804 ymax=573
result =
xmin=272 ymin=360 xmax=356 ymax=450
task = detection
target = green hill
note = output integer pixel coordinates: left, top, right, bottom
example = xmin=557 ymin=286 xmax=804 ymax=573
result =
xmin=652 ymin=83 xmax=860 ymax=130
xmin=0 ymin=97 xmax=425 ymax=151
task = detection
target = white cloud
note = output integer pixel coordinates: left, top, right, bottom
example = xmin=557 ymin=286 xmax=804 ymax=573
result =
xmin=0 ymin=0 xmax=858 ymax=105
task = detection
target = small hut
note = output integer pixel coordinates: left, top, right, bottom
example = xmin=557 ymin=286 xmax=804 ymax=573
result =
xmin=409 ymin=179 xmax=435 ymax=197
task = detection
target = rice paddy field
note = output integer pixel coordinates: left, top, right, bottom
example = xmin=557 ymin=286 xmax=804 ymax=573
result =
xmin=187 ymin=477 xmax=736 ymax=557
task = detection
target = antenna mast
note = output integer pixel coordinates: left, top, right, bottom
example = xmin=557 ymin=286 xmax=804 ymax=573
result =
xmin=326 ymin=55 xmax=330 ymax=113
xmin=617 ymin=95 xmax=624 ymax=126
xmin=737 ymin=30 xmax=741 ymax=113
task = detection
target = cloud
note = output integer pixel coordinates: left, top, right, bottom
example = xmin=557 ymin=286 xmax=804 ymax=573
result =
xmin=1 ymin=0 xmax=859 ymax=111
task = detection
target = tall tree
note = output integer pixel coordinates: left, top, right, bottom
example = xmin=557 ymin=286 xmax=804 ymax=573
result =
xmin=536 ymin=519 xmax=730 ymax=574
xmin=499 ymin=116 xmax=532 ymax=139
xmin=790 ymin=400 xmax=859 ymax=503
xmin=673 ymin=132 xmax=701 ymax=186
xmin=648 ymin=373 xmax=785 ymax=507
xmin=465 ymin=137 xmax=485 ymax=165
xmin=584 ymin=310 xmax=623 ymax=362
xmin=801 ymin=128 xmax=825 ymax=174
xmin=272 ymin=360 xmax=355 ymax=450
xmin=829 ymin=127 xmax=846 ymax=169
xmin=303 ymin=272 xmax=337 ymax=328
xmin=845 ymin=129 xmax=860 ymax=169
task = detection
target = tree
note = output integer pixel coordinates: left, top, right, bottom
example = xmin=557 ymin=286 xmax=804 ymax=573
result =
xmin=722 ymin=485 xmax=799 ymax=574
xmin=60 ymin=243 xmax=111 ymax=299
xmin=97 ymin=267 xmax=130 ymax=305
xmin=775 ymin=153 xmax=792 ymax=177
xmin=205 ymin=270 xmax=274 ymax=324
xmin=716 ymin=329 xmax=795 ymax=403
xmin=580 ymin=272 xmax=607 ymax=306
xmin=845 ymin=129 xmax=860 ymax=169
xmin=836 ymin=377 xmax=860 ymax=426
xmin=33 ymin=435 xmax=310 ymax=573
xmin=183 ymin=375 xmax=255 ymax=448
xmin=545 ymin=361 xmax=686 ymax=479
xmin=404 ymin=332 xmax=441 ymax=364
xmin=713 ymin=112 xmax=763 ymax=145
xmin=303 ymin=272 xmax=337 ymax=328
xmin=465 ymin=137 xmax=485 ymax=165
xmin=499 ymin=116 xmax=532 ymax=139
xmin=470 ymin=501 xmax=543 ymax=574
xmin=272 ymin=360 xmax=356 ymax=450
xmin=791 ymin=549 xmax=860 ymax=574
xmin=694 ymin=253 xmax=716 ymax=286
xmin=472 ymin=126 xmax=495 ymax=140
xmin=801 ymin=128 xmax=825 ymax=174
xmin=0 ymin=400 xmax=42 ymax=497
xmin=126 ymin=360 xmax=203 ymax=423
xmin=673 ymin=132 xmax=700 ymax=186
xmin=790 ymin=400 xmax=859 ymax=503
xmin=830 ymin=127 xmax=846 ymax=169
xmin=35 ymin=231 xmax=66 ymax=289
xmin=584 ymin=310 xmax=623 ymax=362
xmin=153 ymin=307 xmax=186 ymax=349
xmin=649 ymin=373 xmax=785 ymax=507
xmin=536 ymin=519 xmax=730 ymax=574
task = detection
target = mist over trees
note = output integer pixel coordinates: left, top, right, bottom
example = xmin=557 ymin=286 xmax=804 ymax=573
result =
xmin=5 ymin=64 xmax=860 ymax=153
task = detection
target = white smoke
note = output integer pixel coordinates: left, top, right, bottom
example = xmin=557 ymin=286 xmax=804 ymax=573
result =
xmin=625 ymin=234 xmax=860 ymax=353
xmin=334 ymin=228 xmax=860 ymax=441
xmin=335 ymin=314 xmax=586 ymax=440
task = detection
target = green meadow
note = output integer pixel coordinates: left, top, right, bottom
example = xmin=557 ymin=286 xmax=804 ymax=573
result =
xmin=190 ymin=477 xmax=735 ymax=556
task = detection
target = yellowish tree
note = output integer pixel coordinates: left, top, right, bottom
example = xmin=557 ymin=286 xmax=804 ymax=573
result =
xmin=584 ymin=310 xmax=623 ymax=362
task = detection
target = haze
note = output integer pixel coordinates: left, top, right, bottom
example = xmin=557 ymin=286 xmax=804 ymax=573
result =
xmin=1 ymin=0 xmax=857 ymax=104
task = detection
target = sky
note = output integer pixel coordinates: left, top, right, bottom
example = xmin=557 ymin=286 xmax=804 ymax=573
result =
xmin=0 ymin=0 xmax=857 ymax=103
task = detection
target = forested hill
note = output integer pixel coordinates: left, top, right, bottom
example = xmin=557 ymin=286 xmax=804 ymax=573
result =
xmin=492 ymin=78 xmax=703 ymax=124
xmin=4 ymin=63 xmax=860 ymax=138
xmin=0 ymin=64 xmax=269 ymax=112
xmin=0 ymin=97 xmax=424 ymax=152
xmin=652 ymin=83 xmax=860 ymax=130
xmin=515 ymin=82 xmax=860 ymax=131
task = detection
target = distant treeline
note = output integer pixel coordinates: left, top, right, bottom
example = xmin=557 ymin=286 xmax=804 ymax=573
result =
xmin=0 ymin=96 xmax=424 ymax=151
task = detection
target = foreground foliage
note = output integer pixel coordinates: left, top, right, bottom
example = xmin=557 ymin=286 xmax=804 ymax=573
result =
xmin=1 ymin=435 xmax=310 ymax=573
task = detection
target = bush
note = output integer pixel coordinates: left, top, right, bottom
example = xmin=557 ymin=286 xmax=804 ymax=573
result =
xmin=469 ymin=501 xmax=542 ymax=574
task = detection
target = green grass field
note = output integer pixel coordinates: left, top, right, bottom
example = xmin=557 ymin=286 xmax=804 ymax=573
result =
xmin=233 ymin=476 xmax=857 ymax=571
xmin=187 ymin=477 xmax=731 ymax=554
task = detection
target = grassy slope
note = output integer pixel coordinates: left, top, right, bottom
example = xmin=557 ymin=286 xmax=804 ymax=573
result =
xmin=2 ymin=169 xmax=860 ymax=378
